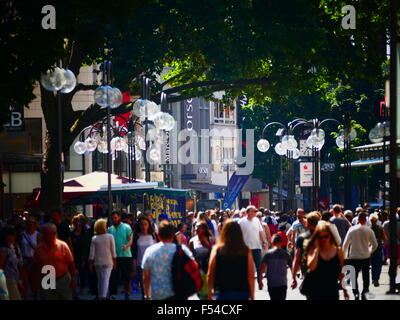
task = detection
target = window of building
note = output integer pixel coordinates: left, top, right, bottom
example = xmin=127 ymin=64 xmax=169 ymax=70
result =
xmin=213 ymin=102 xmax=235 ymax=124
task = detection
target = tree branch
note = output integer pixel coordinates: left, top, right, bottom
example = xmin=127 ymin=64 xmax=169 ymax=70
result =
xmin=153 ymin=76 xmax=274 ymax=102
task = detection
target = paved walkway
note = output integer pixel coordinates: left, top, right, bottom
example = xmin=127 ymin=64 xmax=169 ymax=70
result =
xmin=76 ymin=265 xmax=400 ymax=300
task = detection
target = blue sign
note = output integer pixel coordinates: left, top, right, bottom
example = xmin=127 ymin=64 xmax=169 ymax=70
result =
xmin=222 ymin=172 xmax=250 ymax=209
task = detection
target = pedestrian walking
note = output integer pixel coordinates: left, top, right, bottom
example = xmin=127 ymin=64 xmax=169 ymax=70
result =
xmin=50 ymin=209 xmax=73 ymax=250
xmin=238 ymin=206 xmax=267 ymax=280
xmin=0 ymin=226 xmax=23 ymax=300
xmin=20 ymin=216 xmax=40 ymax=299
xmin=189 ymin=222 xmax=213 ymax=300
xmin=108 ymin=211 xmax=134 ymax=300
xmin=71 ymin=216 xmax=91 ymax=296
xmin=88 ymin=219 xmax=116 ymax=300
xmin=257 ymin=212 xmax=272 ymax=251
xmin=32 ymin=223 xmax=76 ymax=300
xmin=369 ymin=213 xmax=387 ymax=287
xmin=207 ymin=219 xmax=254 ymax=300
xmin=142 ymin=221 xmax=193 ymax=300
xmin=343 ymin=212 xmax=378 ymax=300
xmin=382 ymin=210 xmax=400 ymax=265
xmin=287 ymin=209 xmax=306 ymax=249
xmin=330 ymin=204 xmax=351 ymax=244
xmin=302 ymin=221 xmax=348 ymax=300
xmin=291 ymin=211 xmax=321 ymax=289
xmin=258 ymin=234 xmax=292 ymax=300
xmin=132 ymin=215 xmax=156 ymax=299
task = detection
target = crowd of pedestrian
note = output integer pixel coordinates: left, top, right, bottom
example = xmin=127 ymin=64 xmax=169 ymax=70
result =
xmin=0 ymin=202 xmax=398 ymax=300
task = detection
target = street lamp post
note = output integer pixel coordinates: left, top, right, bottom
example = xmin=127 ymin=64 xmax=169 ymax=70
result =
xmin=258 ymin=117 xmax=353 ymax=212
xmin=40 ymin=64 xmax=77 ymax=212
xmin=257 ymin=119 xmax=305 ymax=211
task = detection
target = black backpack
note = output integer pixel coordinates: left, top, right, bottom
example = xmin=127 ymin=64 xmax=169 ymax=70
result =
xmin=171 ymin=245 xmax=202 ymax=299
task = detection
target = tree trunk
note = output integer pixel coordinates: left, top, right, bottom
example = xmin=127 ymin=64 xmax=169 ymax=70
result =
xmin=40 ymin=128 xmax=62 ymax=213
xmin=38 ymin=80 xmax=62 ymax=213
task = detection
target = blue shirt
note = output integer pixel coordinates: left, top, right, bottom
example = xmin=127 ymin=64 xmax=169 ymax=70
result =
xmin=141 ymin=242 xmax=193 ymax=300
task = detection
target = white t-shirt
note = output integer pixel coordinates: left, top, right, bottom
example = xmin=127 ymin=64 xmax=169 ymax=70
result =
xmin=238 ymin=217 xmax=263 ymax=250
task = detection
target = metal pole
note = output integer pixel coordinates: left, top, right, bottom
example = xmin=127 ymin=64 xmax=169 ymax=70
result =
xmin=143 ymin=77 xmax=151 ymax=182
xmin=388 ymin=0 xmax=398 ymax=293
xmin=57 ymin=91 xmax=63 ymax=212
xmin=279 ymin=155 xmax=283 ymax=212
xmin=343 ymin=113 xmax=351 ymax=210
xmin=106 ymin=61 xmax=113 ymax=221
xmin=227 ymin=162 xmax=230 ymax=209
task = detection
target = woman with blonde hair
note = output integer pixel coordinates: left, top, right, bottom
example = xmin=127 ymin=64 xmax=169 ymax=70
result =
xmin=301 ymin=221 xmax=349 ymax=300
xmin=88 ymin=219 xmax=116 ymax=300
xmin=207 ymin=219 xmax=254 ymax=300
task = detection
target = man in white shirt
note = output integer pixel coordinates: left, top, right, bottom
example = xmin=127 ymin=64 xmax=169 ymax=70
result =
xmin=239 ymin=205 xmax=267 ymax=279
xmin=343 ymin=212 xmax=378 ymax=300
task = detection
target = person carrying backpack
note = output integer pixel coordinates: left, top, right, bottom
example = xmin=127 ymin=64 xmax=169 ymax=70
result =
xmin=142 ymin=221 xmax=196 ymax=300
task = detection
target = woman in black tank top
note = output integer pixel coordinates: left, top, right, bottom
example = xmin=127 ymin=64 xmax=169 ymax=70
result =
xmin=207 ymin=220 xmax=254 ymax=300
xmin=305 ymin=221 xmax=349 ymax=300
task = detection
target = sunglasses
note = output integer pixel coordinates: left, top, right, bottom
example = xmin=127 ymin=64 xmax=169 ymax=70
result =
xmin=318 ymin=234 xmax=330 ymax=239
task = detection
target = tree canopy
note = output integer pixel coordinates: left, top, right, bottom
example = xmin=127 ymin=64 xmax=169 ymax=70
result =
xmin=1 ymin=0 xmax=396 ymax=211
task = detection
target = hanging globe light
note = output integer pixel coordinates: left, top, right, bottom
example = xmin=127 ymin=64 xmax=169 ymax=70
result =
xmin=257 ymin=139 xmax=270 ymax=152
xmin=132 ymin=99 xmax=147 ymax=117
xmin=60 ymin=69 xmax=77 ymax=93
xmin=74 ymin=141 xmax=86 ymax=155
xmin=145 ymin=101 xmax=159 ymax=118
xmin=40 ymin=67 xmax=67 ymax=92
xmin=369 ymin=125 xmax=384 ymax=143
xmin=109 ymin=87 xmax=123 ymax=109
xmin=311 ymin=128 xmax=325 ymax=141
xmin=149 ymin=145 xmax=161 ymax=162
xmin=84 ymin=137 xmax=98 ymax=152
xmin=286 ymin=135 xmax=298 ymax=151
xmin=94 ymin=85 xmax=113 ymax=108
xmin=274 ymin=142 xmax=287 ymax=156
xmin=153 ymin=112 xmax=176 ymax=131
xmin=281 ymin=135 xmax=290 ymax=149
xmin=111 ymin=137 xmax=125 ymax=151
xmin=163 ymin=113 xmax=175 ymax=131
xmin=97 ymin=139 xmax=108 ymax=153
xmin=147 ymin=103 xmax=161 ymax=120
xmin=336 ymin=135 xmax=344 ymax=149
